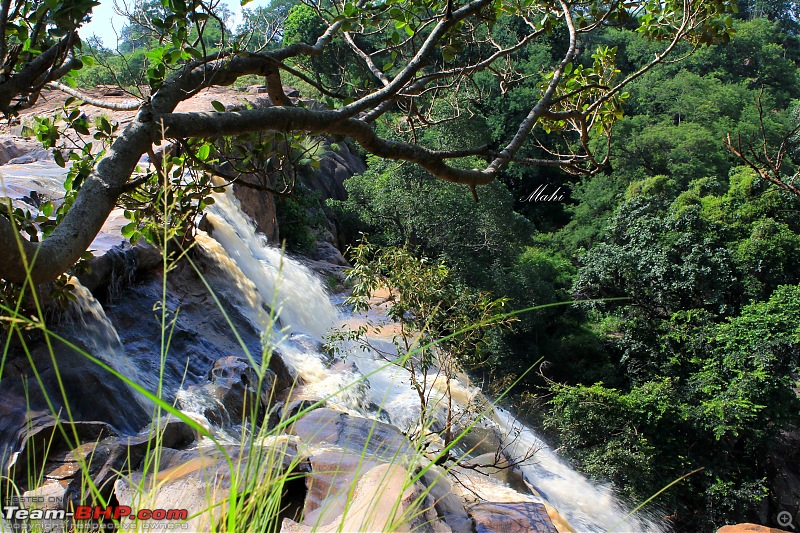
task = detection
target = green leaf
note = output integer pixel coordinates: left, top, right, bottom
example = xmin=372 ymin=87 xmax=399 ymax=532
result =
xmin=72 ymin=121 xmax=90 ymax=136
xmin=121 ymin=222 xmax=138 ymax=238
xmin=211 ymin=100 xmax=226 ymax=112
xmin=197 ymin=144 xmax=211 ymax=161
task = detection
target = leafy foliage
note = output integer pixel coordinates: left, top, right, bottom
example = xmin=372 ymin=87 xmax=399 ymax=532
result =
xmin=326 ymin=241 xmax=514 ymax=442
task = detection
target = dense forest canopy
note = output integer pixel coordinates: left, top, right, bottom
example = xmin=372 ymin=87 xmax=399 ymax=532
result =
xmin=0 ymin=0 xmax=742 ymax=283
xmin=0 ymin=0 xmax=799 ymax=530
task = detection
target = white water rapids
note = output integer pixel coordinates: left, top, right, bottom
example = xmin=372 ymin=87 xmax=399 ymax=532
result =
xmin=190 ymin=189 xmax=663 ymax=532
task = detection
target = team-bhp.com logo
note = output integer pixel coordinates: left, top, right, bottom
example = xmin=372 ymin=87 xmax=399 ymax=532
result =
xmin=3 ymin=504 xmax=188 ymax=521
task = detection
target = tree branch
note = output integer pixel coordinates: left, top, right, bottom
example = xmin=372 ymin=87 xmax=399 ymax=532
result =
xmin=47 ymin=81 xmax=143 ymax=111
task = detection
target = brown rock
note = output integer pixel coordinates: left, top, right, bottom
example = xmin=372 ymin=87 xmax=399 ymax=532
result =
xmin=717 ymin=525 xmax=785 ymax=533
xmin=300 ymin=449 xmax=383 ymax=526
xmin=467 ymin=502 xmax=560 ymax=533
xmin=288 ymin=408 xmax=414 ymax=462
xmin=115 ymin=438 xmax=301 ymax=532
xmin=233 ymin=181 xmax=280 ymax=242
xmin=283 ymin=463 xmax=450 ymax=533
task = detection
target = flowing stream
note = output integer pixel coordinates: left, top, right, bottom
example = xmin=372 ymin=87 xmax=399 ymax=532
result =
xmin=63 ymin=187 xmax=661 ymax=531
xmin=192 ymin=189 xmax=663 ymax=532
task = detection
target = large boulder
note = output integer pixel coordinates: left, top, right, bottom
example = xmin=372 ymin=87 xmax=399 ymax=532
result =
xmin=114 ymin=437 xmax=303 ymax=532
xmin=282 ymin=463 xmax=450 ymax=533
xmin=288 ymin=408 xmax=414 ymax=462
xmin=717 ymin=525 xmax=785 ymax=533
xmin=0 ymin=333 xmax=152 ymax=478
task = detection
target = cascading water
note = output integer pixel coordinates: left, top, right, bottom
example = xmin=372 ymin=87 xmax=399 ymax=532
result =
xmin=196 ymin=188 xmax=665 ymax=532
xmin=493 ymin=407 xmax=660 ymax=532
xmin=198 ymin=189 xmax=336 ymax=339
xmin=66 ymin=278 xmax=157 ymax=409
xmin=195 ymin=189 xmax=364 ymax=412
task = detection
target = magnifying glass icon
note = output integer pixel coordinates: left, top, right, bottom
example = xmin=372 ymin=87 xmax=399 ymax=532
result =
xmin=778 ymin=511 xmax=796 ymax=530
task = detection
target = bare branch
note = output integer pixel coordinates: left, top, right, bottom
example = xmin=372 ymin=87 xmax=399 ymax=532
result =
xmin=47 ymin=81 xmax=143 ymax=111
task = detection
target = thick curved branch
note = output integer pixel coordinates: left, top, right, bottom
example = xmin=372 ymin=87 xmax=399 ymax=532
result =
xmin=363 ymin=26 xmax=545 ymax=123
xmin=336 ymin=0 xmax=493 ymax=119
xmin=155 ymin=107 xmax=497 ymax=185
xmin=47 ymin=81 xmax=143 ymax=111
xmin=482 ymin=0 xmax=578 ymax=176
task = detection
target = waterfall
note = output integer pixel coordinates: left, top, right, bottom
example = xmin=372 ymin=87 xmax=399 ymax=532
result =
xmin=66 ymin=278 xmax=156 ymax=408
xmin=493 ymin=408 xmax=660 ymax=532
xmin=195 ymin=189 xmax=363 ymax=412
xmin=198 ymin=189 xmax=337 ymax=339
xmin=196 ymin=188 xmax=664 ymax=532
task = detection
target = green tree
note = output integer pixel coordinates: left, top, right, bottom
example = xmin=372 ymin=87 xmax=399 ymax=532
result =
xmin=0 ymin=0 xmax=739 ymax=285
xmin=547 ymin=285 xmax=800 ymax=531
xmin=327 ymin=242 xmax=514 ymax=444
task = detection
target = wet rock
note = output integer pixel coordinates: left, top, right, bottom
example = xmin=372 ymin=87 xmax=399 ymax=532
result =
xmin=462 ymin=452 xmax=532 ymax=496
xmin=177 ymin=356 xmax=277 ymax=426
xmin=28 ymin=416 xmax=197 ymax=508
xmin=467 ymin=502 xmax=560 ymax=533
xmin=2 ymin=409 xmax=114 ymax=488
xmin=233 ymin=181 xmax=280 ymax=242
xmin=78 ymin=242 xmax=162 ymax=296
xmin=289 ymin=408 xmax=414 ymax=462
xmin=289 ymin=333 xmax=326 ymax=356
xmin=266 ymin=398 xmax=321 ymax=431
xmin=103 ymin=264 xmax=293 ymax=401
xmin=459 ymin=425 xmax=505 ymax=457
xmin=207 ymin=356 xmax=277 ymax=418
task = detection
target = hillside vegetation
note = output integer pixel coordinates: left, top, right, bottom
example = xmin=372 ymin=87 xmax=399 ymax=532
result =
xmin=1 ymin=0 xmax=799 ymax=529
